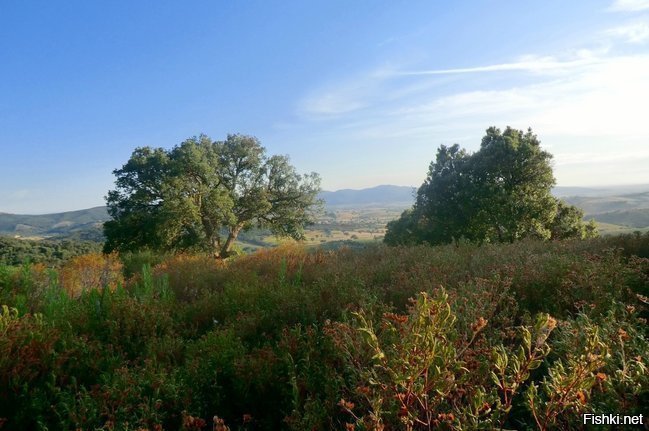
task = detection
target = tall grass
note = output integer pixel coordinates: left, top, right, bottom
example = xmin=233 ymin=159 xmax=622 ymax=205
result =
xmin=0 ymin=235 xmax=647 ymax=430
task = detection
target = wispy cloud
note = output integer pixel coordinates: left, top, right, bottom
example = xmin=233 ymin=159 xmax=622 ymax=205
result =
xmin=291 ymin=51 xmax=649 ymax=185
xmin=607 ymin=22 xmax=649 ymax=43
xmin=608 ymin=0 xmax=649 ymax=12
xmin=392 ymin=56 xmax=601 ymax=76
xmin=297 ymin=53 xmax=608 ymax=118
xmin=289 ymin=12 xmax=649 ymax=188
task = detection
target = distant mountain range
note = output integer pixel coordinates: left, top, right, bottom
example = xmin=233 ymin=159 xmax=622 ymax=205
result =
xmin=2 ymin=184 xmax=649 ymax=238
xmin=319 ymin=185 xmax=416 ymax=207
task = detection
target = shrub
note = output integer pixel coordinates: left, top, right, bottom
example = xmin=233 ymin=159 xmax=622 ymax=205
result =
xmin=1 ymin=236 xmax=647 ymax=429
xmin=59 ymin=253 xmax=123 ymax=297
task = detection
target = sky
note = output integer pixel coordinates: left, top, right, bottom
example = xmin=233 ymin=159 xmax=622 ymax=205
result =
xmin=1 ymin=0 xmax=649 ymax=213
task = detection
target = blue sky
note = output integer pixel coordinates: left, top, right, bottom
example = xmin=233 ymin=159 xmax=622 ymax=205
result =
xmin=1 ymin=0 xmax=649 ymax=213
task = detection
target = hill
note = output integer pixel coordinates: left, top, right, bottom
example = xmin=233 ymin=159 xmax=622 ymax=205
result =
xmin=0 ymin=186 xmax=416 ymax=239
xmin=0 ymin=206 xmax=109 ymax=239
xmin=3 ymin=185 xmax=649 ymax=241
xmin=588 ymin=208 xmax=649 ymax=229
xmin=562 ymin=191 xmax=649 ymax=215
xmin=559 ymin=190 xmax=649 ymax=230
xmin=319 ymin=184 xmax=415 ymax=207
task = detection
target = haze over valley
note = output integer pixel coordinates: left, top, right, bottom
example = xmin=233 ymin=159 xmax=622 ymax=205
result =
xmin=3 ymin=184 xmax=649 ymax=248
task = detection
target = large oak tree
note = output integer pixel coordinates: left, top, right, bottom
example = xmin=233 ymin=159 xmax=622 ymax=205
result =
xmin=385 ymin=127 xmax=597 ymax=246
xmin=104 ymin=134 xmax=321 ymax=257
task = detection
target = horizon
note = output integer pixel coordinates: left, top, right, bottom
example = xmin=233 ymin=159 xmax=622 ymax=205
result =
xmin=3 ymin=182 xmax=649 ymax=216
xmin=2 ymin=0 xmax=649 ymax=213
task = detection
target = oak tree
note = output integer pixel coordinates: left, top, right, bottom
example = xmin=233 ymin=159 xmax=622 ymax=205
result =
xmin=385 ymin=127 xmax=597 ymax=246
xmin=104 ymin=134 xmax=321 ymax=257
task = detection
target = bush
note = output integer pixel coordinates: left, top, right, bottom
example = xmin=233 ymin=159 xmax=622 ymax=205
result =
xmin=59 ymin=252 xmax=123 ymax=297
xmin=0 ymin=236 xmax=647 ymax=429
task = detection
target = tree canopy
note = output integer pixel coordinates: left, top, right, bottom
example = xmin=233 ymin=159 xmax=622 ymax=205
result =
xmin=384 ymin=127 xmax=598 ymax=246
xmin=104 ymin=134 xmax=321 ymax=257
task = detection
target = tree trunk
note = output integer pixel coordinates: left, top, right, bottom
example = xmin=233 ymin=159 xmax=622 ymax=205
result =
xmin=202 ymin=217 xmax=222 ymax=259
xmin=220 ymin=225 xmax=242 ymax=258
xmin=211 ymin=237 xmax=221 ymax=259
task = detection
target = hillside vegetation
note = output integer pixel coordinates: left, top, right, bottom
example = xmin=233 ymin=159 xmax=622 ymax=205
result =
xmin=588 ymin=208 xmax=649 ymax=229
xmin=563 ymin=191 xmax=649 ymax=232
xmin=0 ymin=236 xmax=102 ymax=266
xmin=2 ymin=186 xmax=649 ymax=246
xmin=0 ymin=207 xmax=108 ymax=239
xmin=563 ymin=191 xmax=649 ymax=215
xmin=1 ymin=234 xmax=647 ymax=430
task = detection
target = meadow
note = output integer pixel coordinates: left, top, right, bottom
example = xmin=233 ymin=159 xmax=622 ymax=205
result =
xmin=0 ymin=234 xmax=648 ymax=430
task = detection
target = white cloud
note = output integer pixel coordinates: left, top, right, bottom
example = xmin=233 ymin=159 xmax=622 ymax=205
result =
xmin=608 ymin=0 xmax=649 ymax=12
xmin=393 ymin=55 xmax=601 ymax=76
xmin=336 ymin=54 xmax=647 ymax=137
xmin=607 ymin=22 xmax=649 ymax=43
xmin=297 ymin=54 xmax=607 ymax=120
xmin=289 ymin=16 xmax=649 ymax=188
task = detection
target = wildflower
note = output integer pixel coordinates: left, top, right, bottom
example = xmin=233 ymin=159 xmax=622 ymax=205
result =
xmin=618 ymin=328 xmax=630 ymax=341
xmin=437 ymin=413 xmax=455 ymax=422
xmin=338 ymin=398 xmax=355 ymax=411
xmin=479 ymin=402 xmax=492 ymax=414
xmin=356 ymin=385 xmax=371 ymax=395
xmin=576 ymin=390 xmax=587 ymax=404
xmin=471 ymin=316 xmax=488 ymax=332
xmin=213 ymin=416 xmax=229 ymax=431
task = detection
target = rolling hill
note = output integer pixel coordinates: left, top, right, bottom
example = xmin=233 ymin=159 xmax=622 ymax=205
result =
xmin=318 ymin=185 xmax=416 ymax=207
xmin=0 ymin=186 xmax=416 ymax=239
xmin=561 ymin=191 xmax=649 ymax=215
xmin=560 ymin=190 xmax=649 ymax=230
xmin=0 ymin=206 xmax=109 ymax=239
xmin=587 ymin=208 xmax=649 ymax=229
xmin=3 ymin=184 xmax=649 ymax=241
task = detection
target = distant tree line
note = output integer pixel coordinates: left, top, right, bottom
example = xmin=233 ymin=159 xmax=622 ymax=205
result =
xmin=0 ymin=236 xmax=101 ymax=266
xmin=385 ymin=127 xmax=598 ymax=246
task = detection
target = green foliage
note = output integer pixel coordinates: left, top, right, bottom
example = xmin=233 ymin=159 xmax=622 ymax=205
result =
xmin=385 ymin=127 xmax=598 ymax=246
xmin=549 ymin=200 xmax=598 ymax=240
xmin=0 ymin=236 xmax=647 ymax=429
xmin=0 ymin=236 xmax=101 ymax=266
xmin=327 ymin=292 xmax=559 ymax=430
xmin=104 ymin=134 xmax=322 ymax=258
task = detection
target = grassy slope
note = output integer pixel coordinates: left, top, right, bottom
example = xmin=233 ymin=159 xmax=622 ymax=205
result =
xmin=0 ymin=206 xmax=109 ymax=237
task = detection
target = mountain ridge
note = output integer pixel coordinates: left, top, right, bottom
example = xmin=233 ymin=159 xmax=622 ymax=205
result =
xmin=3 ymin=184 xmax=649 ymax=238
